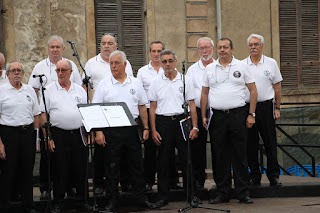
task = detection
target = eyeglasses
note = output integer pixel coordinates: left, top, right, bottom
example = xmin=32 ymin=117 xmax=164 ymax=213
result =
xmin=161 ymin=59 xmax=176 ymax=64
xmin=248 ymin=43 xmax=261 ymax=47
xmin=9 ymin=69 xmax=23 ymax=73
xmin=55 ymin=68 xmax=70 ymax=73
xmin=198 ymin=46 xmax=213 ymax=51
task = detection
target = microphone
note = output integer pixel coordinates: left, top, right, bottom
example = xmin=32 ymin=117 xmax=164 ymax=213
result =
xmin=33 ymin=74 xmax=45 ymax=78
xmin=67 ymin=40 xmax=74 ymax=44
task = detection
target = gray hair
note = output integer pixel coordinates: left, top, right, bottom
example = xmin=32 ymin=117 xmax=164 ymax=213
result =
xmin=6 ymin=61 xmax=24 ymax=72
xmin=47 ymin=35 xmax=65 ymax=48
xmin=102 ymin=32 xmax=118 ymax=44
xmin=149 ymin=40 xmax=165 ymax=51
xmin=109 ymin=50 xmax=127 ymax=65
xmin=247 ymin=34 xmax=264 ymax=46
xmin=197 ymin=37 xmax=214 ymax=48
xmin=160 ymin=49 xmax=177 ymax=60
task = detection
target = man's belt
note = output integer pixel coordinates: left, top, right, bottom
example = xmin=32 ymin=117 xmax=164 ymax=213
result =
xmin=212 ymin=105 xmax=246 ymax=114
xmin=156 ymin=114 xmax=185 ymax=120
xmin=256 ymin=99 xmax=273 ymax=107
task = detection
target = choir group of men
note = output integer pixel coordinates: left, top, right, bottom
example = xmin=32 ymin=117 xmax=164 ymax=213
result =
xmin=0 ymin=32 xmax=283 ymax=213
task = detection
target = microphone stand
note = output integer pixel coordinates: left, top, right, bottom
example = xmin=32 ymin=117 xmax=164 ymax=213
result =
xmin=68 ymin=41 xmax=98 ymax=212
xmin=38 ymin=76 xmax=52 ymax=213
xmin=178 ymin=61 xmax=230 ymax=213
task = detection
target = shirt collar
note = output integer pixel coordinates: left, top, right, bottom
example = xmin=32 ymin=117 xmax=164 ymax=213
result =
xmin=8 ymin=82 xmax=26 ymax=91
xmin=55 ymin=80 xmax=75 ymax=91
xmin=111 ymin=74 xmax=132 ymax=85
xmin=97 ymin=54 xmax=109 ymax=64
xmin=148 ymin=61 xmax=164 ymax=74
xmin=247 ymin=55 xmax=265 ymax=65
xmin=216 ymin=56 xmax=236 ymax=67
xmin=161 ymin=69 xmax=182 ymax=82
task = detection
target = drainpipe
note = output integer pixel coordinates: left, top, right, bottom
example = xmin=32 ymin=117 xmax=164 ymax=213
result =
xmin=216 ymin=0 xmax=222 ymax=39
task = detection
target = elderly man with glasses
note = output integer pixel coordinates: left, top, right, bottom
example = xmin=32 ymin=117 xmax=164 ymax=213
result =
xmin=83 ymin=33 xmax=134 ymax=196
xmin=149 ymin=50 xmax=200 ymax=208
xmin=28 ymin=35 xmax=82 ymax=201
xmin=40 ymin=60 xmax=89 ymax=213
xmin=186 ymin=37 xmax=215 ymax=189
xmin=0 ymin=61 xmax=40 ymax=213
xmin=243 ymin=34 xmax=283 ymax=187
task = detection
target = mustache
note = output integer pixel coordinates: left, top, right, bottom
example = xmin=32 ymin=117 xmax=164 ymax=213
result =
xmin=250 ymin=49 xmax=258 ymax=52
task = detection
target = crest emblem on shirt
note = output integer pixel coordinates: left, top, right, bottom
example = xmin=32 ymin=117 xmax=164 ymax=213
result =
xmin=179 ymin=86 xmax=184 ymax=93
xmin=26 ymin=95 xmax=32 ymax=102
xmin=264 ymin=70 xmax=270 ymax=76
xmin=233 ymin=71 xmax=241 ymax=78
xmin=75 ymin=96 xmax=81 ymax=103
xmin=130 ymin=88 xmax=136 ymax=95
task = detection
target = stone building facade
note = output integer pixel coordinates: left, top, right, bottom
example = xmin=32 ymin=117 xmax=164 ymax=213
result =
xmin=1 ymin=0 xmax=319 ymax=102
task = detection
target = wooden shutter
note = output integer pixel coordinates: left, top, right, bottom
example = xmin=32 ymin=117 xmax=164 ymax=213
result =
xmin=279 ymin=0 xmax=320 ymax=89
xmin=94 ymin=0 xmax=145 ymax=75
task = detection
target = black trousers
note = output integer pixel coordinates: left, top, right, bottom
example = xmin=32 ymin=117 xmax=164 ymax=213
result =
xmin=156 ymin=114 xmax=196 ymax=201
xmin=191 ymin=108 xmax=207 ymax=186
xmin=103 ymin=127 xmax=146 ymax=202
xmin=51 ymin=127 xmax=87 ymax=204
xmin=247 ymin=100 xmax=280 ymax=181
xmin=144 ymin=109 xmax=180 ymax=186
xmin=209 ymin=106 xmax=250 ymax=199
xmin=94 ymin=140 xmax=129 ymax=192
xmin=0 ymin=124 xmax=36 ymax=212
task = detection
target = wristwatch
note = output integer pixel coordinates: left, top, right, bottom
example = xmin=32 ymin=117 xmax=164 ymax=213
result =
xmin=193 ymin=127 xmax=200 ymax=132
xmin=249 ymin=113 xmax=256 ymax=118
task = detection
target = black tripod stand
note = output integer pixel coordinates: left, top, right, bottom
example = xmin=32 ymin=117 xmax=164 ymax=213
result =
xmin=68 ymin=41 xmax=98 ymax=212
xmin=36 ymin=75 xmax=53 ymax=213
xmin=178 ymin=60 xmax=230 ymax=213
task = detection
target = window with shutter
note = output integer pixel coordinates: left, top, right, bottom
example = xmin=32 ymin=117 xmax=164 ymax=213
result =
xmin=279 ymin=0 xmax=320 ymax=89
xmin=94 ymin=0 xmax=145 ymax=76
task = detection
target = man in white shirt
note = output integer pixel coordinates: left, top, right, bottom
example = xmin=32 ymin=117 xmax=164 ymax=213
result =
xmin=93 ymin=50 xmax=155 ymax=212
xmin=138 ymin=41 xmax=182 ymax=191
xmin=83 ymin=32 xmax=133 ymax=91
xmin=28 ymin=35 xmax=82 ymax=200
xmin=186 ymin=37 xmax=215 ymax=189
xmin=40 ymin=60 xmax=89 ymax=213
xmin=201 ymin=38 xmax=257 ymax=204
xmin=28 ymin=35 xmax=82 ymax=93
xmin=149 ymin=50 xmax=200 ymax=208
xmin=0 ymin=52 xmax=8 ymax=86
xmin=0 ymin=61 xmax=40 ymax=213
xmin=243 ymin=34 xmax=283 ymax=187
xmin=83 ymin=33 xmax=134 ymax=195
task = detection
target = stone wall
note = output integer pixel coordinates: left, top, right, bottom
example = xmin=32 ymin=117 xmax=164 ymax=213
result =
xmin=3 ymin=0 xmax=87 ymax=83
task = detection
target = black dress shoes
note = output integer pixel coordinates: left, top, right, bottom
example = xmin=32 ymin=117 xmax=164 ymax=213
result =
xmin=270 ymin=178 xmax=282 ymax=187
xmin=208 ymin=196 xmax=230 ymax=204
xmin=51 ymin=205 xmax=62 ymax=213
xmin=155 ymin=199 xmax=168 ymax=208
xmin=40 ymin=190 xmax=50 ymax=200
xmin=250 ymin=178 xmax=261 ymax=186
xmin=239 ymin=196 xmax=253 ymax=204
xmin=145 ymin=183 xmax=153 ymax=191
xmin=190 ymin=196 xmax=202 ymax=206
xmin=94 ymin=186 xmax=105 ymax=196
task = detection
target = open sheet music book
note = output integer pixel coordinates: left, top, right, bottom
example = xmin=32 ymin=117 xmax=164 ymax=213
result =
xmin=78 ymin=103 xmax=135 ymax=132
